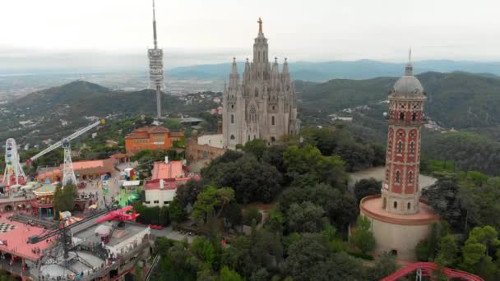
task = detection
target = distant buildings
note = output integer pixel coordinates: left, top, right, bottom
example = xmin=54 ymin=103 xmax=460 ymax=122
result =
xmin=359 ymin=56 xmax=439 ymax=260
xmin=222 ymin=18 xmax=299 ymax=149
xmin=124 ymin=126 xmax=184 ymax=155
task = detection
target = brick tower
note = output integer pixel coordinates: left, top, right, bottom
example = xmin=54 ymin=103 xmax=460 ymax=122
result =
xmin=381 ymin=52 xmax=426 ymax=215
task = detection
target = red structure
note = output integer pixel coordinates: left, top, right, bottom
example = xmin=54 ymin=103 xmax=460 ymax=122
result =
xmin=381 ymin=56 xmax=426 ymax=215
xmin=96 ymin=206 xmax=139 ymax=223
xmin=359 ymin=55 xmax=439 ymax=260
xmin=380 ymin=262 xmax=484 ymax=281
xmin=124 ymin=126 xmax=184 ymax=155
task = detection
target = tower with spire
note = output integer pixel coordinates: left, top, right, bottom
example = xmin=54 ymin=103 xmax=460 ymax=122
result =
xmin=359 ymin=52 xmax=439 ymax=261
xmin=148 ymin=0 xmax=164 ymax=120
xmin=381 ymin=50 xmax=426 ymax=215
xmin=222 ymin=18 xmax=300 ymax=149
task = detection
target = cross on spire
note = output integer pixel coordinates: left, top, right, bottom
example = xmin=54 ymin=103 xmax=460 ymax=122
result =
xmin=258 ymin=17 xmax=263 ymax=34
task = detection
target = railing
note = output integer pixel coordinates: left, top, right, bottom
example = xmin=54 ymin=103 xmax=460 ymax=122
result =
xmin=145 ymin=254 xmax=161 ymax=281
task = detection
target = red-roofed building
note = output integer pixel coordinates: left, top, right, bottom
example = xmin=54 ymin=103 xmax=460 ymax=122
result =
xmin=36 ymin=158 xmax=116 ymax=182
xmin=124 ymin=126 xmax=184 ymax=155
xmin=144 ymin=160 xmax=198 ymax=207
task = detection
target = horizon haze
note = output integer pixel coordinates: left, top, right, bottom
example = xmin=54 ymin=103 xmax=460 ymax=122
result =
xmin=2 ymin=0 xmax=500 ymax=72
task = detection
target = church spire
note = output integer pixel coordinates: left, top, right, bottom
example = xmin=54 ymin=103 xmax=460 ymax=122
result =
xmin=405 ymin=48 xmax=413 ymax=76
xmin=152 ymin=0 xmax=158 ymax=49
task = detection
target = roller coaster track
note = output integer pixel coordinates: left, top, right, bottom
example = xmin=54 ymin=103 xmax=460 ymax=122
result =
xmin=380 ymin=262 xmax=484 ymax=281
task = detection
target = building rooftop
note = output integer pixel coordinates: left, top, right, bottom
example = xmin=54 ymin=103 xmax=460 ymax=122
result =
xmin=360 ymin=196 xmax=439 ymax=225
xmin=125 ymin=126 xmax=170 ymax=139
xmin=0 ymin=214 xmax=54 ymax=261
xmin=151 ymin=160 xmax=184 ymax=180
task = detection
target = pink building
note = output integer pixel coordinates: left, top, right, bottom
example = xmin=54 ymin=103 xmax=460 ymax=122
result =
xmin=144 ymin=160 xmax=198 ymax=207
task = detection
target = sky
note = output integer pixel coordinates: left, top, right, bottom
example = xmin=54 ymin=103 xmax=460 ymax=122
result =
xmin=1 ymin=0 xmax=500 ymax=70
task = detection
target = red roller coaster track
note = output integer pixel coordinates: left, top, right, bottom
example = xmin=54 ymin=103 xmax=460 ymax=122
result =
xmin=380 ymin=262 xmax=484 ymax=281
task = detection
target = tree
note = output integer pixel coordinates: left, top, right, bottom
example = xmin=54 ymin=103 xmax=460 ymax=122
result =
xmin=219 ymin=266 xmax=244 ymax=281
xmin=243 ymin=139 xmax=267 ymax=160
xmin=284 ymin=144 xmax=347 ymax=188
xmin=192 ymin=186 xmax=235 ymax=223
xmin=353 ymin=178 xmax=381 ymax=205
xmin=222 ymin=202 xmax=242 ymax=228
xmin=366 ymin=252 xmax=398 ymax=281
xmin=286 ymin=202 xmax=327 ymax=233
xmin=203 ymin=154 xmax=282 ymax=203
xmin=53 ymin=184 xmax=77 ymax=216
xmin=176 ymin=179 xmax=205 ymax=208
xmin=169 ymin=199 xmax=187 ymax=224
xmin=350 ymin=216 xmax=376 ymax=255
xmin=242 ymin=207 xmax=262 ymax=226
xmin=435 ymin=234 xmax=458 ymax=266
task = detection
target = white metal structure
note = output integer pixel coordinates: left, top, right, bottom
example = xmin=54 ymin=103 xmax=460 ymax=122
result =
xmin=2 ymin=138 xmax=26 ymax=186
xmin=29 ymin=120 xmax=105 ymax=186
xmin=148 ymin=0 xmax=165 ymax=119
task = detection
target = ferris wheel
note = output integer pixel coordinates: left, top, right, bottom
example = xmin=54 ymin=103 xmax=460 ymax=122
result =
xmin=2 ymin=138 xmax=26 ymax=187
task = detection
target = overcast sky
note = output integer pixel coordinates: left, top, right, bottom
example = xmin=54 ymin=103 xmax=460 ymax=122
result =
xmin=1 ymin=0 xmax=500 ymax=69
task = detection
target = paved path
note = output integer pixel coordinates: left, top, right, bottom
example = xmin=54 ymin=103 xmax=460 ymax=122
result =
xmin=149 ymin=226 xmax=195 ymax=243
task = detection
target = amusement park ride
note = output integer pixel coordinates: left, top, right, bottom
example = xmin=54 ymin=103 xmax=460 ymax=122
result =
xmin=26 ymin=206 xmax=139 ymax=262
xmin=1 ymin=119 xmax=105 ymax=188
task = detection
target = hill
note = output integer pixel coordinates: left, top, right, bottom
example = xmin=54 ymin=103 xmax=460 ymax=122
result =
xmin=0 ymin=81 xmax=220 ymax=145
xmin=296 ymin=71 xmax=500 ymax=129
xmin=169 ymin=60 xmax=500 ymax=82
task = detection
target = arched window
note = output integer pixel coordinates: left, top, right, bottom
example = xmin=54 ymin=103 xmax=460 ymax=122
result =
xmin=258 ymin=52 xmax=261 ymax=62
xmin=407 ymin=202 xmax=411 ymax=210
xmin=397 ymin=141 xmax=403 ymax=153
xmin=248 ymin=135 xmax=250 ymax=141
xmin=272 ymin=116 xmax=275 ymax=125
xmin=412 ymin=112 xmax=417 ymax=121
xmin=399 ymin=112 xmax=405 ymax=120
xmin=395 ymin=171 xmax=401 ymax=183
xmin=408 ymin=171 xmax=414 ymax=183
xmin=409 ymin=142 xmax=415 ymax=154
xmin=382 ymin=197 xmax=387 ymax=209
xmin=393 ymin=201 xmax=398 ymax=209
xmin=231 ymin=114 xmax=234 ymax=124
xmin=230 ymin=135 xmax=235 ymax=140
xmin=255 ymin=88 xmax=259 ymax=97
xmin=271 ymin=136 xmax=276 ymax=142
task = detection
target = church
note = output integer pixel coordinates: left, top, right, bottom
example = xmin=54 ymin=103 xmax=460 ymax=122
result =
xmin=222 ymin=18 xmax=300 ymax=149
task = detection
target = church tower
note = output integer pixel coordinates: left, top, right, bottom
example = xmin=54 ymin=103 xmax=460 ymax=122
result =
xmin=222 ymin=18 xmax=299 ymax=149
xmin=381 ymin=51 xmax=426 ymax=215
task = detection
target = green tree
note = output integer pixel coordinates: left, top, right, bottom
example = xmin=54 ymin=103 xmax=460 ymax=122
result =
xmin=219 ymin=266 xmax=244 ymax=281
xmin=53 ymin=184 xmax=77 ymax=216
xmin=202 ymin=154 xmax=282 ymax=203
xmin=243 ymin=139 xmax=268 ymax=160
xmin=350 ymin=216 xmax=376 ymax=255
xmin=353 ymin=178 xmax=381 ymax=205
xmin=435 ymin=234 xmax=458 ymax=266
xmin=284 ymin=144 xmax=347 ymax=188
xmin=169 ymin=199 xmax=187 ymax=224
xmin=366 ymin=252 xmax=398 ymax=281
xmin=286 ymin=202 xmax=327 ymax=233
xmin=192 ymin=186 xmax=235 ymax=223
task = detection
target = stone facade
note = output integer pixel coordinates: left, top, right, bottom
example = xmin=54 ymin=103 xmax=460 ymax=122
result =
xmin=222 ymin=19 xmax=299 ymax=149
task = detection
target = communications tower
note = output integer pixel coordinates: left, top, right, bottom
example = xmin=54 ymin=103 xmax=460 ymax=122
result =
xmin=148 ymin=0 xmax=165 ymax=120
